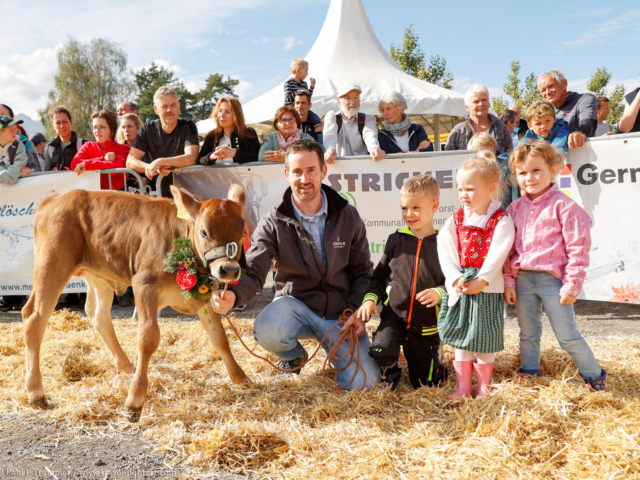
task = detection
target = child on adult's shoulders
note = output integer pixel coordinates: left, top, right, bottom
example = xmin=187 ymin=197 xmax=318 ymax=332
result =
xmin=520 ymin=100 xmax=569 ymax=153
xmin=356 ymin=174 xmax=447 ymax=390
xmin=284 ymin=59 xmax=323 ymax=140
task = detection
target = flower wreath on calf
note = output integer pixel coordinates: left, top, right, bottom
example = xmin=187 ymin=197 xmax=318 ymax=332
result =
xmin=163 ymin=237 xmax=242 ymax=302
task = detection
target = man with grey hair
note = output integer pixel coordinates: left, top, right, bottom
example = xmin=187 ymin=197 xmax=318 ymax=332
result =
xmin=509 ymin=105 xmax=529 ymax=143
xmin=445 ymin=84 xmax=512 ymax=152
xmin=117 ymin=101 xmax=139 ymax=121
xmin=538 ymin=70 xmax=597 ymax=148
xmin=126 ymin=86 xmax=198 ymax=194
xmin=323 ymin=84 xmax=385 ymax=164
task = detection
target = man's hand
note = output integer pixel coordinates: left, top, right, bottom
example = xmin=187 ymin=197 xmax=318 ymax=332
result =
xmin=210 ymin=290 xmax=236 ymax=315
xmin=370 ymin=148 xmax=386 ymax=161
xmin=568 ymin=131 xmax=587 ymax=149
xmin=355 ymin=299 xmax=379 ymax=323
xmin=461 ymin=278 xmax=488 ymax=295
xmin=314 ymin=123 xmax=323 ymax=133
xmin=416 ymin=139 xmax=431 ymax=150
xmin=416 ymin=288 xmax=439 ymax=307
xmin=310 ymin=78 xmax=316 ymax=88
xmin=104 ymin=152 xmax=116 ymax=161
xmin=324 ymin=148 xmax=337 ymax=164
xmin=504 ymin=287 xmax=517 ymax=305
xmin=74 ymin=163 xmax=87 ymax=175
xmin=559 ymin=292 xmax=577 ymax=305
xmin=20 ymin=167 xmax=33 ymax=176
xmin=340 ymin=314 xmax=367 ymax=338
xmin=145 ymin=158 xmax=165 ymax=179
xmin=263 ymin=150 xmax=285 ymax=163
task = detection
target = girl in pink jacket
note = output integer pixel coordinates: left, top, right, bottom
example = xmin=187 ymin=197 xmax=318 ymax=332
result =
xmin=503 ymin=141 xmax=606 ymax=391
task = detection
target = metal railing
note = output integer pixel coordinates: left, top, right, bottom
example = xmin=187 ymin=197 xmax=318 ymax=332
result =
xmin=25 ymin=168 xmax=152 ymax=196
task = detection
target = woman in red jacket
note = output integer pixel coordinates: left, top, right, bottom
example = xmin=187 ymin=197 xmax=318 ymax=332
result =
xmin=71 ymin=109 xmax=130 ymax=190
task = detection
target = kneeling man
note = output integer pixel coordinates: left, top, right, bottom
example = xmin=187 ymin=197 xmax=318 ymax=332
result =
xmin=210 ymin=139 xmax=380 ymax=389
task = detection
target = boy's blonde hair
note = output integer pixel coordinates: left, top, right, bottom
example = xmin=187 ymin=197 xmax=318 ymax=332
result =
xmin=467 ymin=132 xmax=497 ymax=153
xmin=291 ymin=58 xmax=308 ymax=74
xmin=457 ymin=152 xmax=505 ymax=202
xmin=508 ymin=140 xmax=564 ymax=185
xmin=400 ymin=173 xmax=440 ymax=200
xmin=526 ymin=100 xmax=556 ymax=123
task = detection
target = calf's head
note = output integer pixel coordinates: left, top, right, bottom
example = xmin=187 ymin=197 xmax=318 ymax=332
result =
xmin=171 ymin=184 xmax=246 ymax=283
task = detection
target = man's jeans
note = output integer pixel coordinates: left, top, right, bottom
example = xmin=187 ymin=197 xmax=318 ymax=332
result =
xmin=253 ymin=296 xmax=381 ymax=390
xmin=515 ymin=270 xmax=601 ymax=378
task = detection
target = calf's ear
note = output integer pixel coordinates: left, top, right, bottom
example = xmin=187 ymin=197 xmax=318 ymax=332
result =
xmin=171 ymin=186 xmax=201 ymax=221
xmin=227 ymin=184 xmax=246 ymax=217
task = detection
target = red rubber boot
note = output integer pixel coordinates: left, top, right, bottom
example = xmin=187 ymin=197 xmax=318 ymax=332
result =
xmin=449 ymin=360 xmax=473 ymax=398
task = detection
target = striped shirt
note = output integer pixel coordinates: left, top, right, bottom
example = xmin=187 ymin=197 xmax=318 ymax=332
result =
xmin=503 ymin=184 xmax=592 ymax=297
xmin=292 ymin=190 xmax=328 ymax=267
xmin=284 ymin=78 xmax=314 ymax=105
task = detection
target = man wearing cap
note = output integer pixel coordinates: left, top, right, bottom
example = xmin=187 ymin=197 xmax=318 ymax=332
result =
xmin=323 ymin=84 xmax=385 ymax=164
xmin=29 ymin=133 xmax=47 ymax=171
xmin=0 ymin=115 xmax=29 ymax=184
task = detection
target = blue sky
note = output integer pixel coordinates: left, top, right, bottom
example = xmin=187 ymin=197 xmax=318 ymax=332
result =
xmin=2 ymin=0 xmax=639 ymax=121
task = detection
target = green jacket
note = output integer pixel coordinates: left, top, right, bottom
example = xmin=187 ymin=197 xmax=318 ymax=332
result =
xmin=258 ymin=131 xmax=315 ymax=162
xmin=0 ymin=140 xmax=28 ymax=184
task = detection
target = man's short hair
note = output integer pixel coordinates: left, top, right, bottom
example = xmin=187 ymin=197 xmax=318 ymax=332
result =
xmin=294 ymin=89 xmax=311 ymax=103
xmin=400 ymin=174 xmax=440 ymax=200
xmin=120 ymin=101 xmax=139 ymax=112
xmin=153 ymin=86 xmax=179 ymax=105
xmin=0 ymin=104 xmax=14 ymax=118
xmin=597 ymin=96 xmax=610 ymax=110
xmin=538 ymin=70 xmax=565 ymax=86
xmin=291 ymin=58 xmax=308 ymax=74
xmin=498 ymin=109 xmax=516 ymax=125
xmin=49 ymin=105 xmax=72 ymax=123
xmin=285 ymin=139 xmax=325 ymax=170
xmin=526 ymin=100 xmax=556 ymax=123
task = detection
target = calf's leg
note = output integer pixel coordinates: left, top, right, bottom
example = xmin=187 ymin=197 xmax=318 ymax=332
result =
xmin=23 ymin=260 xmax=75 ymax=408
xmin=84 ymin=275 xmax=134 ymax=374
xmin=197 ymin=307 xmax=251 ymax=386
xmin=125 ymin=276 xmax=160 ymax=422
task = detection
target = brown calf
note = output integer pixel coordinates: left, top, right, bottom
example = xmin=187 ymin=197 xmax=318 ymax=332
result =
xmin=22 ymin=185 xmax=251 ymax=422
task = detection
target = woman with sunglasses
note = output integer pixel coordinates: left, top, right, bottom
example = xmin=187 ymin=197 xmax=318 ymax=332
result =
xmin=258 ymin=106 xmax=315 ymax=162
xmin=71 ymin=109 xmax=130 ymax=190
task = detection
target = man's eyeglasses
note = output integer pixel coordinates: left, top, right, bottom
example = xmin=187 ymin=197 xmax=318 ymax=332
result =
xmin=344 ymin=96 xmax=360 ymax=102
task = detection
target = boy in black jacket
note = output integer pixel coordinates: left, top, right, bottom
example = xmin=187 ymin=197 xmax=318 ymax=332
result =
xmin=356 ymin=174 xmax=446 ymax=390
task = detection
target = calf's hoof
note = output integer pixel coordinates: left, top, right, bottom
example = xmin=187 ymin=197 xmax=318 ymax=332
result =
xmin=29 ymin=397 xmax=48 ymax=409
xmin=231 ymin=373 xmax=253 ymax=388
xmin=125 ymin=405 xmax=143 ymax=423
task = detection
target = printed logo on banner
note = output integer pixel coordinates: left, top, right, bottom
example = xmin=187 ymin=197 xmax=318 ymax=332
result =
xmin=339 ymin=192 xmax=357 ymax=208
xmin=560 ymin=164 xmax=572 ymax=198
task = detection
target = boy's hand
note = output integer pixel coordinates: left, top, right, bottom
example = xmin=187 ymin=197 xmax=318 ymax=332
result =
xmin=559 ymin=292 xmax=577 ymax=305
xmin=504 ymin=287 xmax=517 ymax=305
xmin=461 ymin=278 xmax=488 ymax=295
xmin=355 ymin=299 xmax=378 ymax=323
xmin=310 ymin=78 xmax=316 ymax=88
xmin=416 ymin=288 xmax=439 ymax=307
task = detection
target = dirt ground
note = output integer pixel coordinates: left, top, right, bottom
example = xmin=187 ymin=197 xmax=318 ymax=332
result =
xmin=1 ymin=278 xmax=638 ymax=479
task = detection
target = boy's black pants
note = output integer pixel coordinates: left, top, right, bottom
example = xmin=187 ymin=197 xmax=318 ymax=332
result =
xmin=368 ymin=312 xmax=445 ymax=389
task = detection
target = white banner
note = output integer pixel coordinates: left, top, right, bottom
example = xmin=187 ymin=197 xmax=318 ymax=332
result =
xmin=0 ymin=171 xmax=101 ymax=296
xmin=175 ymin=135 xmax=640 ymax=304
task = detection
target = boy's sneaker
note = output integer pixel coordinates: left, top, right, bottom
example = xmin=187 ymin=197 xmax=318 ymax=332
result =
xmin=581 ymin=369 xmax=607 ymax=392
xmin=276 ymin=348 xmax=309 ymax=376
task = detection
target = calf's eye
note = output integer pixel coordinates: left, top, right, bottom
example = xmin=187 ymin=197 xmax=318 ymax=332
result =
xmin=200 ymin=230 xmax=208 ymax=239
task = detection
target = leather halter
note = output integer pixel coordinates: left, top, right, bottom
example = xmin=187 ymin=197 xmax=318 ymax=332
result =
xmin=202 ymin=242 xmax=238 ymax=269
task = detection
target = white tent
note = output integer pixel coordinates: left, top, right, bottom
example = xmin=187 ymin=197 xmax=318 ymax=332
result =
xmin=197 ymin=0 xmax=467 ymax=148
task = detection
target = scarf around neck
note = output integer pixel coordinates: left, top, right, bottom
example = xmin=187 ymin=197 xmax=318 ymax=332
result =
xmin=384 ymin=113 xmax=412 ymax=136
xmin=277 ymin=128 xmax=302 ymax=151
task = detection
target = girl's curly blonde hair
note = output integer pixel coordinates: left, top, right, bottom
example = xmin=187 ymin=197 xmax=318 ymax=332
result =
xmin=457 ymin=151 xmax=505 ymax=202
xmin=508 ymin=140 xmax=564 ymax=185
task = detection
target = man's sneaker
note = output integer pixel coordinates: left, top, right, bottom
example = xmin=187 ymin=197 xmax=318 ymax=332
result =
xmin=275 ymin=348 xmax=309 ymax=376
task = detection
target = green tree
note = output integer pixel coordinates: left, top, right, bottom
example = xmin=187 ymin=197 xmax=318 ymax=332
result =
xmin=587 ymin=67 xmax=626 ymax=128
xmin=491 ymin=96 xmax=509 ymax=115
xmin=38 ymin=37 xmax=135 ymax=140
xmin=499 ymin=61 xmax=542 ymax=117
xmin=135 ymin=62 xmax=194 ymax=122
xmin=390 ymin=25 xmax=454 ymax=89
xmin=191 ymin=74 xmax=240 ymax=122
